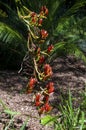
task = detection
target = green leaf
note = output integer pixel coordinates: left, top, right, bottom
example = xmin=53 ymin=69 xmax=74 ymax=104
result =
xmin=41 ymin=115 xmax=56 ymax=126
xmin=80 ymin=112 xmax=85 ymax=130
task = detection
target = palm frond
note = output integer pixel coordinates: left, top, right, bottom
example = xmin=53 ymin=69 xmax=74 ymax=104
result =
xmin=0 ymin=22 xmax=27 ymax=53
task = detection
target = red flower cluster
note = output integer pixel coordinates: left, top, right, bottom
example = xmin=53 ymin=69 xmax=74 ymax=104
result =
xmin=35 ymin=97 xmax=52 ymax=114
xmin=30 ymin=6 xmax=48 ymax=26
xmin=35 ymin=82 xmax=54 ymax=114
xmin=39 ymin=103 xmax=52 ymax=114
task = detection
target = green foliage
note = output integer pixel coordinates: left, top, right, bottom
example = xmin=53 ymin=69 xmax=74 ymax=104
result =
xmin=41 ymin=115 xmax=56 ymax=126
xmin=0 ymin=22 xmax=26 ymax=48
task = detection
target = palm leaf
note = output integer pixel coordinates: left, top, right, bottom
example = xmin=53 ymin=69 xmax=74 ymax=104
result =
xmin=0 ymin=22 xmax=27 ymax=53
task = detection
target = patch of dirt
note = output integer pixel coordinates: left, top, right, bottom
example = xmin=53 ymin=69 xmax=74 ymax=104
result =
xmin=0 ymin=55 xmax=86 ymax=130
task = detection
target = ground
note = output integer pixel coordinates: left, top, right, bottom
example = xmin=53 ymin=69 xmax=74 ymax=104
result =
xmin=0 ymin=55 xmax=86 ymax=130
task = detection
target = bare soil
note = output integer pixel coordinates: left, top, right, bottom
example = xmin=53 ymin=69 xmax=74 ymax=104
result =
xmin=0 ymin=56 xmax=86 ymax=130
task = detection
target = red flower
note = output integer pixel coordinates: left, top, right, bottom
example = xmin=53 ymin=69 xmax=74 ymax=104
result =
xmin=44 ymin=103 xmax=52 ymax=112
xmin=44 ymin=64 xmax=53 ymax=78
xmin=38 ymin=56 xmax=45 ymax=64
xmin=46 ymin=82 xmax=54 ymax=93
xmin=40 ymin=29 xmax=48 ymax=39
xmin=40 ymin=6 xmax=48 ymax=16
xmin=47 ymin=44 xmax=54 ymax=53
xmin=29 ymin=77 xmax=37 ymax=89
